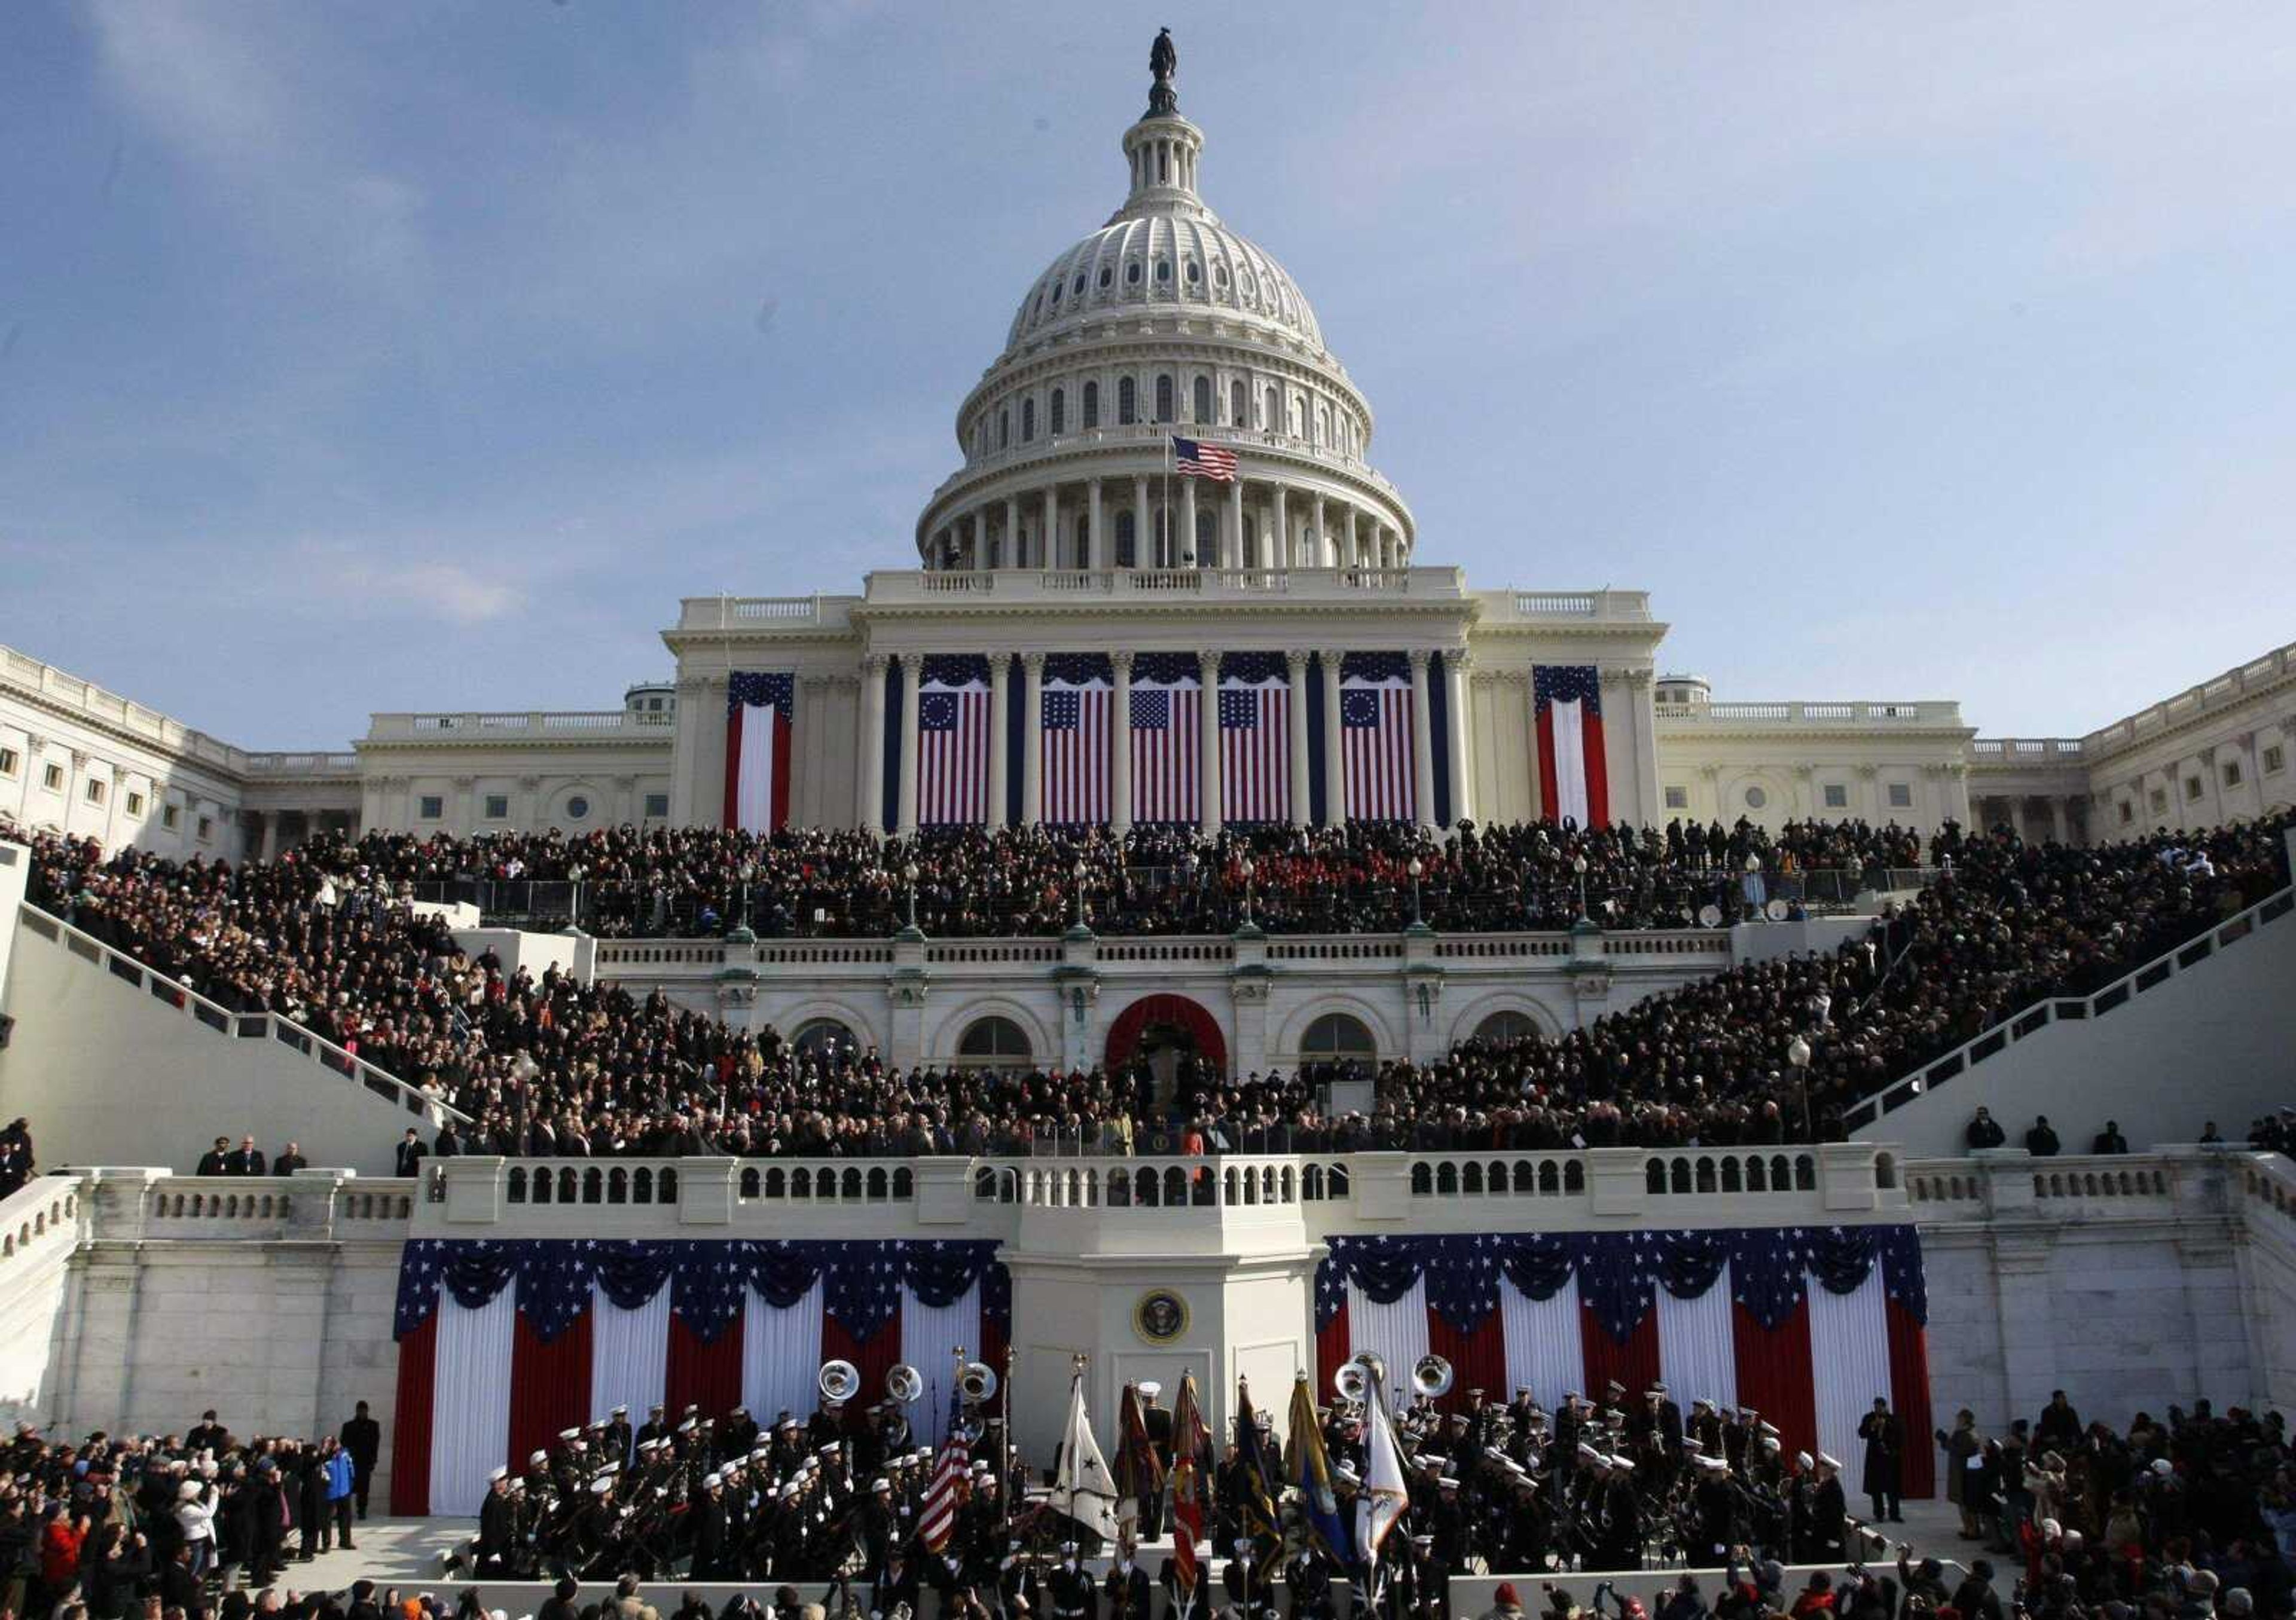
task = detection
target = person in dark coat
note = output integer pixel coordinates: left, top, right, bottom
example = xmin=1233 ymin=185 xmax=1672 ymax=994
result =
xmin=1963 ymin=1108 xmax=2005 ymax=1150
xmin=196 ymin=1137 xmax=233 ymax=1176
xmin=341 ymin=1401 xmax=381 ymax=1518
xmin=394 ymin=1129 xmax=430 ymax=1178
xmin=1858 ymin=1399 xmax=1904 ymax=1523
xmin=273 ymin=1142 xmax=308 ymax=1175
xmin=2023 ymin=1116 xmax=2060 ymax=1157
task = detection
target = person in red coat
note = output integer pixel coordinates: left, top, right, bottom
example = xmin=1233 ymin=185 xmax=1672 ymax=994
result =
xmin=41 ymin=1509 xmax=89 ymax=1599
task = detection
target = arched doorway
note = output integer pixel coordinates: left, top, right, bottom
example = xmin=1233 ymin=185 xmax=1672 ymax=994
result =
xmin=1105 ymin=994 xmax=1228 ymax=1109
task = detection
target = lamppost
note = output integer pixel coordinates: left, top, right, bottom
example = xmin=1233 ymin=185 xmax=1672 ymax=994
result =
xmin=1573 ymin=852 xmax=1590 ymax=922
xmin=1407 ymin=857 xmax=1424 ymax=928
xmin=1071 ymin=859 xmax=1089 ymax=931
xmin=904 ymin=861 xmax=920 ymax=931
xmin=737 ymin=859 xmax=756 ymax=928
xmin=1787 ymin=1033 xmax=1813 ymax=1141
xmin=1239 ymin=856 xmax=1256 ymax=928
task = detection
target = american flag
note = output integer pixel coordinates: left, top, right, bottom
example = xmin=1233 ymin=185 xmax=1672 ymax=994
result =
xmin=1340 ymin=655 xmax=1415 ymax=822
xmin=918 ymin=658 xmax=991 ymax=827
xmin=1041 ymin=666 xmax=1111 ymax=826
xmin=1171 ymin=435 xmax=1238 ymax=482
xmin=1219 ymin=652 xmax=1290 ymax=824
xmin=917 ymin=1381 xmax=971 ymax=1552
xmin=1129 ymin=653 xmax=1201 ymax=824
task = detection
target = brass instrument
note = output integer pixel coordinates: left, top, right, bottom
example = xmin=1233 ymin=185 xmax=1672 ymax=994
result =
xmin=820 ymin=1359 xmax=862 ymax=1404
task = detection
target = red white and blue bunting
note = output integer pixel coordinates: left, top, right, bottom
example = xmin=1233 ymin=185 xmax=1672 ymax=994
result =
xmin=1314 ymin=1225 xmax=1932 ymax=1497
xmin=390 ymin=1239 xmax=1009 ymax=1516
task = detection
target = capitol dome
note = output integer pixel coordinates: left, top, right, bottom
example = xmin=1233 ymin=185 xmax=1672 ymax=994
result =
xmin=915 ymin=34 xmax=1413 ymax=576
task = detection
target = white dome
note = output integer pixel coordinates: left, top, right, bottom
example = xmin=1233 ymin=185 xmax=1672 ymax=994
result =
xmin=1005 ymin=210 xmax=1324 ymax=354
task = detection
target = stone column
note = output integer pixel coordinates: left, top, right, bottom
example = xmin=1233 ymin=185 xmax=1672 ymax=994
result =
xmin=1225 ymin=479 xmax=1244 ymax=569
xmin=896 ymin=653 xmax=923 ymax=835
xmin=1088 ymin=479 xmax=1105 ymax=571
xmin=1346 ymin=506 xmax=1361 ymax=570
xmin=971 ymin=511 xmax=987 ymax=573
xmin=1111 ymin=651 xmax=1135 ymax=834
xmin=1407 ymin=648 xmax=1437 ymax=828
xmin=988 ymin=656 xmax=1012 ymax=829
xmin=1198 ymin=650 xmax=1223 ymax=835
xmin=1313 ymin=497 xmax=1329 ymax=567
xmin=1133 ymin=475 xmax=1150 ymax=568
xmin=1043 ymin=485 xmax=1059 ymax=571
xmin=1021 ymin=653 xmax=1045 ymax=827
xmin=1444 ymin=649 xmax=1474 ymax=826
xmin=1004 ymin=496 xmax=1021 ymax=569
xmin=1285 ymin=650 xmax=1312 ymax=827
xmin=2048 ymin=796 xmax=2068 ymax=846
xmin=1272 ymin=486 xmax=1289 ymax=568
xmin=1320 ymin=649 xmax=1346 ymax=824
xmin=1180 ymin=476 xmax=1199 ymax=566
xmin=859 ymin=656 xmax=887 ymax=832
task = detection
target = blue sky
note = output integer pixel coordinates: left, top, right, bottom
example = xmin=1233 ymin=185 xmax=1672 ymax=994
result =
xmin=4 ymin=4 xmax=2291 ymax=748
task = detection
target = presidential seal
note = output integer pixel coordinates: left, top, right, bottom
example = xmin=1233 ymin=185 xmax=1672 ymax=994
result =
xmin=1133 ymin=1288 xmax=1189 ymax=1344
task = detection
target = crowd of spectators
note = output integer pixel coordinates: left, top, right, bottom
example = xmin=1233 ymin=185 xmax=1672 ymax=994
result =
xmin=5 ymin=811 xmax=2288 ymax=1161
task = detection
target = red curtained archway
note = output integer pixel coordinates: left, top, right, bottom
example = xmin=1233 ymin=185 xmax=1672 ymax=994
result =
xmin=1104 ymin=993 xmax=1229 ymax=1075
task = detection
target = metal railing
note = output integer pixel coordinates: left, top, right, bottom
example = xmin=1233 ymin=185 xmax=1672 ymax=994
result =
xmin=16 ymin=906 xmax=471 ymax=1129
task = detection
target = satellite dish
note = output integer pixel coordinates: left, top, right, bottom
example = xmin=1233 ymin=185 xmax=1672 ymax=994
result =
xmin=1764 ymin=898 xmax=1789 ymax=921
xmin=1697 ymin=904 xmax=1723 ymax=928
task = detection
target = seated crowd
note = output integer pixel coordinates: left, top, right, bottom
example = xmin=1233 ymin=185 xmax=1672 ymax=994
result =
xmin=4 ymin=812 xmax=2289 ymax=1160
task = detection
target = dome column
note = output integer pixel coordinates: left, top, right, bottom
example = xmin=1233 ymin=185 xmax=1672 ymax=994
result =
xmin=1043 ymin=485 xmax=1060 ymax=571
xmin=1088 ymin=479 xmax=1106 ymax=570
xmin=1196 ymin=650 xmax=1222 ymax=835
xmin=1346 ymin=506 xmax=1361 ymax=570
xmin=1004 ymin=496 xmax=1021 ymax=569
xmin=1225 ymin=479 xmax=1243 ymax=570
xmin=1407 ymin=648 xmax=1437 ymax=829
xmin=1313 ymin=497 xmax=1330 ymax=568
xmin=1180 ymin=476 xmax=1198 ymax=566
xmin=1133 ymin=475 xmax=1150 ymax=568
xmin=1110 ymin=651 xmax=1135 ymax=833
xmin=1318 ymin=649 xmax=1345 ymax=825
xmin=970 ymin=510 xmax=988 ymax=573
xmin=1284 ymin=650 xmax=1312 ymax=827
xmin=1272 ymin=486 xmax=1288 ymax=569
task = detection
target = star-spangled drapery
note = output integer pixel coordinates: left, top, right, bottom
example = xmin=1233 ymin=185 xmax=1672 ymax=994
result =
xmin=395 ymin=1237 xmax=1006 ymax=1346
xmin=1317 ymin=1225 xmax=1926 ymax=1340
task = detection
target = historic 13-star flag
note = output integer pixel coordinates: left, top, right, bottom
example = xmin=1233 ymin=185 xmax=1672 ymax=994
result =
xmin=1219 ymin=652 xmax=1291 ymax=824
xmin=1340 ymin=653 xmax=1415 ymax=822
xmin=917 ymin=1379 xmax=972 ymax=1552
xmin=1171 ymin=435 xmax=1239 ymax=482
xmin=389 ymin=1236 xmax=1010 ymax=1518
xmin=1129 ymin=652 xmax=1202 ymax=825
xmin=1534 ymin=664 xmax=1610 ymax=828
xmin=918 ymin=656 xmax=993 ymax=827
xmin=1312 ymin=1224 xmax=1935 ymax=1502
xmin=724 ymin=673 xmax=795 ymax=833
xmin=1040 ymin=655 xmax=1112 ymax=826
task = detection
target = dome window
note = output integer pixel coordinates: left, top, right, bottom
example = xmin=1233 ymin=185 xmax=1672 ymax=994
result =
xmin=1072 ymin=273 xmax=1085 ymax=296
xmin=1098 ymin=265 xmax=1113 ymax=290
xmin=1118 ymin=377 xmax=1137 ymax=425
xmin=1049 ymin=280 xmax=1061 ymax=304
xmin=1192 ymin=375 xmax=1212 ymax=423
xmin=1082 ymin=380 xmax=1100 ymax=429
xmin=1155 ymin=375 xmax=1174 ymax=423
xmin=1021 ymin=398 xmax=1036 ymax=442
xmin=1213 ymin=264 xmax=1228 ymax=288
xmin=1265 ymin=386 xmax=1280 ymax=430
xmin=1184 ymin=258 xmax=1201 ymax=283
xmin=999 ymin=409 xmax=1009 ymax=450
xmin=1126 ymin=260 xmax=1142 ymax=286
xmin=1050 ymin=388 xmax=1065 ymax=436
xmin=1155 ymin=258 xmax=1171 ymax=283
xmin=1229 ymin=380 xmax=1245 ymax=425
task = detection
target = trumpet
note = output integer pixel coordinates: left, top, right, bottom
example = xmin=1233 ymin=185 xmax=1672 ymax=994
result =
xmin=958 ymin=1361 xmax=999 ymax=1402
xmin=887 ymin=1364 xmax=925 ymax=1405
xmin=821 ymin=1359 xmax=862 ymax=1404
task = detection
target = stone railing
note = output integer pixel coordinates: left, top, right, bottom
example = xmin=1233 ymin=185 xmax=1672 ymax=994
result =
xmin=859 ymin=566 xmax=1470 ymax=606
xmin=68 ymin=1169 xmax=418 ymax=1243
xmin=365 ymin=711 xmax=677 ymax=741
xmin=1970 ymin=738 xmax=2087 ymax=762
xmin=2083 ymin=639 xmax=2296 ymax=758
xmin=1 ymin=643 xmax=270 ymax=776
xmin=1842 ymin=884 xmax=2296 ymax=1132
xmin=0 ymin=1175 xmax=84 ymax=1268
xmin=16 ymin=907 xmax=471 ymax=1129
xmin=1656 ymin=700 xmax=1964 ymax=727
xmin=237 ymin=751 xmax=362 ymax=777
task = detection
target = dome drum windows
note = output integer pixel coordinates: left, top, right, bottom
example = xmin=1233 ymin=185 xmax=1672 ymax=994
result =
xmin=1231 ymin=380 xmax=1246 ymax=426
xmin=1083 ymin=380 xmax=1101 ymax=429
xmin=1155 ymin=374 xmax=1174 ymax=424
xmin=1192 ymin=375 xmax=1212 ymax=423
xmin=1050 ymin=388 xmax=1065 ymax=436
xmin=1118 ymin=377 xmax=1137 ymax=425
xmin=1021 ymin=398 xmax=1036 ymax=442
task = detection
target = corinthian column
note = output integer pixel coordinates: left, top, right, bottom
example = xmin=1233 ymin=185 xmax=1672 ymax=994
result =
xmin=1407 ymin=648 xmax=1436 ymax=829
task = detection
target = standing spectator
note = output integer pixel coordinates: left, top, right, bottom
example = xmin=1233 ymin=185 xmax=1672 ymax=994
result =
xmin=2034 ymin=1389 xmax=2081 ymax=1447
xmin=194 ymin=1136 xmax=231 ymax=1176
xmin=2091 ymin=1120 xmax=2129 ymax=1155
xmin=341 ymin=1400 xmax=381 ymax=1520
xmin=1965 ymin=1107 xmax=2007 ymax=1150
xmin=2024 ymin=1115 xmax=2060 ymax=1157
xmin=1938 ymin=1408 xmax=1983 ymax=1539
xmin=227 ymin=1136 xmax=267 ymax=1176
xmin=322 ymin=1436 xmax=357 ymax=1551
xmin=395 ymin=1129 xmax=430 ymax=1178
xmin=1858 ymin=1398 xmax=1904 ymax=1524
xmin=273 ymin=1141 xmax=308 ymax=1175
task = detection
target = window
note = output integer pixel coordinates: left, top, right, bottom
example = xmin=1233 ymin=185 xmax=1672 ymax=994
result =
xmin=1021 ymin=398 xmax=1035 ymax=442
xmin=1154 ymin=258 xmax=1170 ymax=283
xmin=1184 ymin=257 xmax=1200 ymax=284
xmin=125 ymin=791 xmax=145 ymax=818
xmin=84 ymin=778 xmax=105 ymax=805
xmin=42 ymin=763 xmax=63 ymax=792
xmin=1230 ymin=380 xmax=1245 ymax=424
xmin=792 ymin=1019 xmax=859 ymax=1061
xmin=956 ymin=1015 xmax=1032 ymax=1065
xmin=1098 ymin=265 xmax=1113 ymax=289
xmin=1663 ymin=785 xmax=1689 ymax=811
xmin=1125 ymin=260 xmax=1141 ymax=286
xmin=997 ymin=409 xmax=1009 ymax=450
xmin=1050 ymin=388 xmax=1065 ymax=436
xmin=1744 ymin=785 xmax=1767 ymax=809
xmin=645 ymin=793 xmax=670 ymax=818
xmin=1193 ymin=508 xmax=1216 ymax=566
xmin=2184 ymin=775 xmax=2203 ymax=803
xmin=2119 ymin=800 xmax=2135 ymax=826
xmin=2266 ymin=744 xmax=2286 ymax=775
xmin=1822 ymin=784 xmax=1848 ymax=809
xmin=1072 ymin=273 xmax=1085 ymax=297
xmin=418 ymin=794 xmax=444 ymax=821
xmin=1265 ymin=386 xmax=1280 ymax=429
xmin=1192 ymin=375 xmax=1212 ymax=422
xmin=1473 ymin=1010 xmax=1542 ymax=1044
xmin=1118 ymin=377 xmax=1137 ymax=424
xmin=566 ymin=794 xmax=591 ymax=821
xmin=1887 ymin=783 xmax=1913 ymax=809
xmin=1299 ymin=1012 xmax=1376 ymax=1060
xmin=1155 ymin=375 xmax=1174 ymax=423
xmin=484 ymin=794 xmax=510 ymax=820
xmin=162 ymin=803 xmax=181 ymax=832
xmin=1116 ymin=511 xmax=1137 ymax=568
xmin=2222 ymin=758 xmax=2243 ymax=787
xmin=2149 ymin=786 xmax=2167 ymax=814
xmin=195 ymin=815 xmax=213 ymax=843
xmin=0 ymin=747 xmax=16 ymax=778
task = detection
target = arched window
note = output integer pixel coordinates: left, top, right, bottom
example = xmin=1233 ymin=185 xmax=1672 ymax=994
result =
xmin=1300 ymin=1013 xmax=1376 ymax=1061
xmin=1192 ymin=375 xmax=1213 ymax=422
xmin=1184 ymin=257 xmax=1201 ymax=285
xmin=1098 ymin=264 xmax=1113 ymax=289
xmin=1126 ymin=260 xmax=1143 ymax=286
xmin=1193 ymin=508 xmax=1217 ymax=567
xmin=790 ymin=1019 xmax=857 ymax=1061
xmin=1082 ymin=380 xmax=1100 ymax=429
xmin=956 ymin=1016 xmax=1032 ymax=1066
xmin=1155 ymin=258 xmax=1171 ymax=284
xmin=1116 ymin=511 xmax=1137 ymax=569
xmin=1118 ymin=377 xmax=1137 ymax=425
xmin=1155 ymin=375 xmax=1174 ymax=423
xmin=1230 ymin=380 xmax=1245 ymax=425
xmin=1265 ymin=386 xmax=1281 ymax=430
xmin=1050 ymin=388 xmax=1065 ymax=436
xmin=998 ymin=409 xmax=1009 ymax=450
xmin=1473 ymin=1010 xmax=1541 ymax=1045
xmin=1021 ymin=398 xmax=1036 ymax=442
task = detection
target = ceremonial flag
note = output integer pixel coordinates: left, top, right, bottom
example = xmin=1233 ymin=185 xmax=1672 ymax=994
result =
xmin=1116 ymin=1383 xmax=1163 ymax=1527
xmin=723 ymin=673 xmax=794 ymax=833
xmin=1171 ymin=435 xmax=1239 ymax=482
xmin=1218 ymin=652 xmax=1291 ymax=824
xmin=918 ymin=1378 xmax=970 ymax=1551
xmin=1340 ymin=653 xmax=1416 ymax=823
xmin=1170 ymin=1371 xmax=1210 ymax=1596
xmin=1128 ymin=653 xmax=1202 ymax=825
xmin=1357 ymin=1362 xmax=1411 ymax=1560
xmin=1287 ymin=1373 xmax=1353 ymax=1564
xmin=1040 ymin=658 xmax=1112 ymax=826
xmin=918 ymin=656 xmax=992 ymax=827
xmin=1053 ymin=1368 xmax=1121 ymax=1543
xmin=1534 ymin=664 xmax=1610 ymax=828
xmin=1232 ymin=1380 xmax=1284 ymax=1579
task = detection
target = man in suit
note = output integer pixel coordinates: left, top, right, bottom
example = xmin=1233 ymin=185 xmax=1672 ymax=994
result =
xmin=227 ymin=1136 xmax=267 ymax=1176
xmin=340 ymin=1400 xmax=381 ymax=1518
xmin=273 ymin=1142 xmax=308 ymax=1175
xmin=195 ymin=1138 xmax=231 ymax=1176
xmin=394 ymin=1129 xmax=430 ymax=1177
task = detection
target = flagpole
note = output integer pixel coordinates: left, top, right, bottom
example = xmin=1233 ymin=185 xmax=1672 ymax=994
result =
xmin=1162 ymin=432 xmax=1173 ymax=570
xmin=1002 ymin=1341 xmax=1016 ymax=1553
